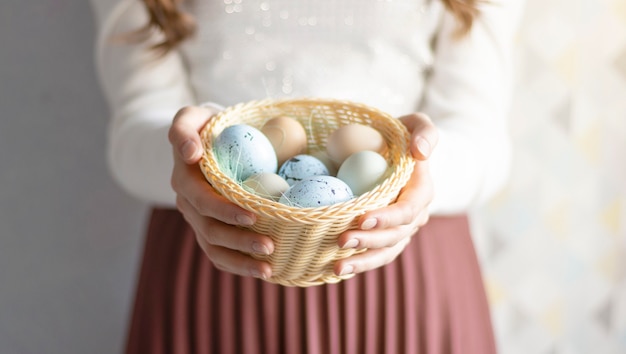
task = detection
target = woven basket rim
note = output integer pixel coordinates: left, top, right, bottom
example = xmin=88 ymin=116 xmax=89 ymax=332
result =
xmin=199 ymin=97 xmax=415 ymax=222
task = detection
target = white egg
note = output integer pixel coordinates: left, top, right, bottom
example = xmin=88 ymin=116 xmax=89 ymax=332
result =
xmin=242 ymin=173 xmax=290 ymax=201
xmin=278 ymin=154 xmax=329 ymax=186
xmin=337 ymin=151 xmax=389 ymax=196
xmin=279 ymin=176 xmax=354 ymax=208
xmin=213 ymin=124 xmax=278 ymax=181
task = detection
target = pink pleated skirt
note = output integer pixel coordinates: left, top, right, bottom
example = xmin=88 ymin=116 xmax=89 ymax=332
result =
xmin=125 ymin=208 xmax=496 ymax=354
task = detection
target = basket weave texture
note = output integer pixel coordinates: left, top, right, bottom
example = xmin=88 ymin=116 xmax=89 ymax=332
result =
xmin=199 ymin=98 xmax=415 ymax=287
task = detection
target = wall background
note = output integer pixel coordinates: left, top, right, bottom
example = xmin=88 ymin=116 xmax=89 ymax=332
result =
xmin=0 ymin=1 xmax=148 ymax=353
xmin=0 ymin=0 xmax=624 ymax=353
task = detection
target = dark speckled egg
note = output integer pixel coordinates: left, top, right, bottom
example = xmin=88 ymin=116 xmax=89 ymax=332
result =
xmin=278 ymin=154 xmax=329 ymax=186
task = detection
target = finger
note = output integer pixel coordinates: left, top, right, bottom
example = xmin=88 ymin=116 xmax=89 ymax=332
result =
xmin=356 ymin=161 xmax=432 ymax=231
xmin=172 ymin=158 xmax=256 ymax=226
xmin=398 ymin=112 xmax=439 ymax=160
xmin=338 ymin=222 xmax=418 ymax=250
xmin=334 ymin=237 xmax=411 ymax=276
xmin=199 ymin=243 xmax=273 ymax=279
xmin=416 ymin=208 xmax=430 ymax=228
xmin=177 ymin=196 xmax=273 ymax=255
xmin=338 ymin=207 xmax=430 ymax=250
xmin=168 ymin=106 xmax=218 ymax=163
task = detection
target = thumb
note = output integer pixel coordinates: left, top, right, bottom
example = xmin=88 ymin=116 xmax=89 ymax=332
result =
xmin=168 ymin=105 xmax=220 ymax=164
xmin=399 ymin=112 xmax=439 ymax=161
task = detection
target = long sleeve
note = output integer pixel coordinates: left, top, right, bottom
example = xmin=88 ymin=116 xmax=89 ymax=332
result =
xmin=91 ymin=0 xmax=524 ymax=212
xmin=93 ymin=0 xmax=195 ymax=206
xmin=422 ymin=0 xmax=525 ymax=214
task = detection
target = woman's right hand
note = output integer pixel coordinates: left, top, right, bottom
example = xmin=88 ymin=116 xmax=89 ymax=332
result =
xmin=168 ymin=106 xmax=274 ymax=280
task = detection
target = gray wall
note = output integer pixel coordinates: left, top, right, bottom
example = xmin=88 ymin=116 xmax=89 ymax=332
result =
xmin=0 ymin=1 xmax=148 ymax=353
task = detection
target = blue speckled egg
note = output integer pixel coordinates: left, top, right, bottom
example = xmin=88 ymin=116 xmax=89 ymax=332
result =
xmin=213 ymin=124 xmax=277 ymax=181
xmin=279 ymin=176 xmax=354 ymax=208
xmin=278 ymin=154 xmax=329 ymax=186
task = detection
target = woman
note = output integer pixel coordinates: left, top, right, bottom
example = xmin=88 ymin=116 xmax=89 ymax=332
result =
xmin=93 ymin=0 xmax=524 ymax=353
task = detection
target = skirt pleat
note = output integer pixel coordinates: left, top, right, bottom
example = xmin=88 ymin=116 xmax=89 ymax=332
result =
xmin=125 ymin=208 xmax=496 ymax=354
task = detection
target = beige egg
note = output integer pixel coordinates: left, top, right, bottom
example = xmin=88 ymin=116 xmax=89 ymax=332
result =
xmin=261 ymin=116 xmax=308 ymax=166
xmin=326 ymin=124 xmax=387 ymax=167
xmin=242 ymin=173 xmax=290 ymax=201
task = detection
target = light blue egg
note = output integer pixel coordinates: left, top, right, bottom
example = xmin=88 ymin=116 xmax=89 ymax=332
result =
xmin=337 ymin=150 xmax=389 ymax=196
xmin=279 ymin=176 xmax=354 ymax=208
xmin=278 ymin=154 xmax=329 ymax=186
xmin=213 ymin=124 xmax=277 ymax=181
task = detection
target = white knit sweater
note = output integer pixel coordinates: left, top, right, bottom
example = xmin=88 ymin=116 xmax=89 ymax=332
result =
xmin=92 ymin=0 xmax=524 ymax=214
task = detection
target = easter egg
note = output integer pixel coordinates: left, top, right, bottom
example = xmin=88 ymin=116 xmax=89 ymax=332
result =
xmin=242 ymin=172 xmax=290 ymax=201
xmin=279 ymin=176 xmax=354 ymax=208
xmin=213 ymin=124 xmax=277 ymax=181
xmin=309 ymin=149 xmax=338 ymax=176
xmin=337 ymin=151 xmax=389 ymax=196
xmin=326 ymin=124 xmax=387 ymax=167
xmin=261 ymin=116 xmax=308 ymax=166
xmin=278 ymin=154 xmax=329 ymax=186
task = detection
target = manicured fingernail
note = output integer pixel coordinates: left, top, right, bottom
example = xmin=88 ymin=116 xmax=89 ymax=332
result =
xmin=251 ymin=269 xmax=268 ymax=280
xmin=339 ymin=265 xmax=354 ymax=276
xmin=252 ymin=242 xmax=270 ymax=255
xmin=236 ymin=214 xmax=254 ymax=226
xmin=342 ymin=239 xmax=359 ymax=249
xmin=181 ymin=140 xmax=198 ymax=160
xmin=361 ymin=218 xmax=377 ymax=230
xmin=416 ymin=137 xmax=431 ymax=158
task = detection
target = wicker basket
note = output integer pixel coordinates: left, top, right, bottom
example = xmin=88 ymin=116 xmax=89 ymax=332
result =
xmin=199 ymin=97 xmax=415 ymax=287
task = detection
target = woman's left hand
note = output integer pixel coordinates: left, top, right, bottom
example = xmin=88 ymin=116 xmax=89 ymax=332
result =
xmin=334 ymin=112 xmax=438 ymax=276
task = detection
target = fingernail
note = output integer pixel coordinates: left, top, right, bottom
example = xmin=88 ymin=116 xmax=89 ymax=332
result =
xmin=339 ymin=265 xmax=354 ymax=276
xmin=252 ymin=242 xmax=270 ymax=255
xmin=181 ymin=140 xmax=198 ymax=161
xmin=251 ymin=269 xmax=268 ymax=280
xmin=416 ymin=137 xmax=431 ymax=158
xmin=361 ymin=218 xmax=377 ymax=230
xmin=342 ymin=239 xmax=359 ymax=249
xmin=236 ymin=214 xmax=254 ymax=226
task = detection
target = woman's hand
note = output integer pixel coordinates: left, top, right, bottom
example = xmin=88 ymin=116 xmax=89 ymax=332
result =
xmin=334 ymin=112 xmax=438 ymax=276
xmin=168 ymin=106 xmax=274 ymax=280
